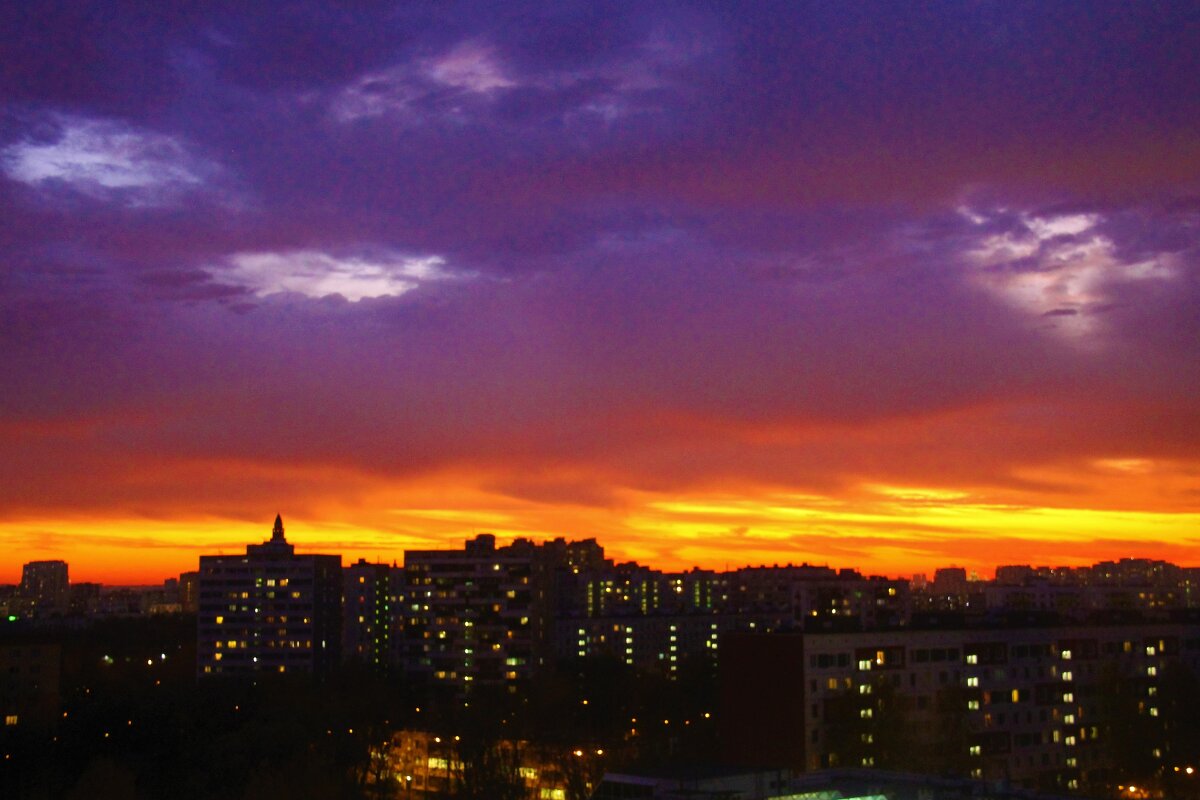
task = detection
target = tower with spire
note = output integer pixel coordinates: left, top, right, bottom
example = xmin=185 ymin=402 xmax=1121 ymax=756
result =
xmin=248 ymin=513 xmax=295 ymax=556
xmin=197 ymin=513 xmax=342 ymax=677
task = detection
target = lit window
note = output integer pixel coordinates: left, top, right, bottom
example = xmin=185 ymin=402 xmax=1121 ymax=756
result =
xmin=4 ymin=715 xmax=17 ymax=726
xmin=967 ymin=676 xmax=979 ymax=687
xmin=966 ymin=654 xmax=978 ymax=665
xmin=969 ymin=745 xmax=981 ymax=756
xmin=215 ymin=616 xmax=224 ymax=624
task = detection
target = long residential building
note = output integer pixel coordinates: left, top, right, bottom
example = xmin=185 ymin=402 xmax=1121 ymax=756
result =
xmin=720 ymin=619 xmax=1200 ymax=795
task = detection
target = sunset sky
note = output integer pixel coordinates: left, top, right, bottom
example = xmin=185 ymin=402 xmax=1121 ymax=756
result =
xmin=2 ymin=1 xmax=1198 ymax=584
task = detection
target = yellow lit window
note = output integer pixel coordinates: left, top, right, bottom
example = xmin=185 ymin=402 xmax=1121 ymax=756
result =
xmin=4 ymin=715 xmax=17 ymax=726
xmin=215 ymin=616 xmax=224 ymax=624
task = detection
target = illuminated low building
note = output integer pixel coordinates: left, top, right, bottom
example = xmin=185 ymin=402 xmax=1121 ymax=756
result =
xmin=376 ymin=729 xmax=601 ymax=800
xmin=593 ymin=767 xmax=1081 ymax=800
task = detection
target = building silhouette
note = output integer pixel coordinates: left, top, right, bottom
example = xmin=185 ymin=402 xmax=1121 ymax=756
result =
xmin=19 ymin=560 xmax=69 ymax=617
xmin=343 ymin=558 xmax=398 ymax=668
xmin=197 ymin=514 xmax=342 ymax=677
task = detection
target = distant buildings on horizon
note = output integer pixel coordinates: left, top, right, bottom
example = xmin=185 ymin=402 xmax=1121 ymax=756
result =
xmin=4 ymin=522 xmax=1198 ymax=629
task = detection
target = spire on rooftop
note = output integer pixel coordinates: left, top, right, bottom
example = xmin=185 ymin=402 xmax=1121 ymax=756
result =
xmin=271 ymin=513 xmax=285 ymax=543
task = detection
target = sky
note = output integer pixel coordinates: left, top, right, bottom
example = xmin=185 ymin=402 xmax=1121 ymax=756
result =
xmin=2 ymin=1 xmax=1199 ymax=584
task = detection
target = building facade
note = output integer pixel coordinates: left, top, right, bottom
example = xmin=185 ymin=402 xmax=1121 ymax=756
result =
xmin=400 ymin=534 xmax=539 ymax=690
xmin=197 ymin=515 xmax=342 ymax=677
xmin=19 ymin=560 xmax=69 ymax=617
xmin=343 ymin=559 xmax=399 ymax=668
xmin=721 ymin=621 xmax=1200 ymax=794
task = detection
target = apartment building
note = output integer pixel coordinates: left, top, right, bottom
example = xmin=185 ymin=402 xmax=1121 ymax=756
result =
xmin=197 ymin=515 xmax=342 ymax=677
xmin=721 ymin=621 xmax=1200 ymax=794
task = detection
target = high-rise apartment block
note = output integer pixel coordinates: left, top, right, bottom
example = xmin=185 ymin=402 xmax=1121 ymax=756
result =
xmin=343 ymin=559 xmax=398 ymax=668
xmin=19 ymin=560 xmax=69 ymax=617
xmin=197 ymin=515 xmax=342 ymax=677
xmin=400 ymin=534 xmax=540 ymax=689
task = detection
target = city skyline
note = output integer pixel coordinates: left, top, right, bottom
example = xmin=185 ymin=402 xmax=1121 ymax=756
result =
xmin=4 ymin=520 xmax=1199 ymax=588
xmin=2 ymin=2 xmax=1199 ymax=584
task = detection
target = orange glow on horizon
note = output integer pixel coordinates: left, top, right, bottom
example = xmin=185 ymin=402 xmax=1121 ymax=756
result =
xmin=2 ymin=470 xmax=1197 ymax=584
